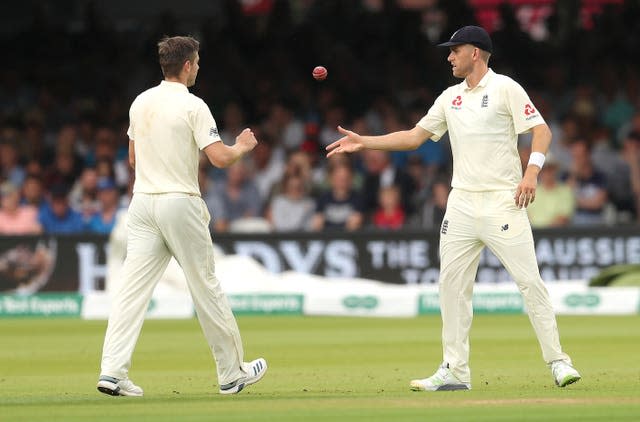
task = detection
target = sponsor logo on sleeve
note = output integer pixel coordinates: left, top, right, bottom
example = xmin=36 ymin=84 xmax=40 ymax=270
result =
xmin=451 ymin=96 xmax=463 ymax=110
xmin=209 ymin=127 xmax=219 ymax=137
xmin=524 ymin=104 xmax=538 ymax=120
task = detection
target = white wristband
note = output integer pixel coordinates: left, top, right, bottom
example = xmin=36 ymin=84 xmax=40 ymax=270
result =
xmin=528 ymin=152 xmax=545 ymax=169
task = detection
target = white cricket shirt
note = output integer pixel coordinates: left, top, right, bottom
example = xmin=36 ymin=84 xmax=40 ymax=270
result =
xmin=127 ymin=80 xmax=221 ymax=195
xmin=417 ymin=69 xmax=545 ymax=191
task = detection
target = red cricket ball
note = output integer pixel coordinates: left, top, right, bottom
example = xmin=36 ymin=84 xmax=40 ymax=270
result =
xmin=312 ymin=66 xmax=328 ymax=81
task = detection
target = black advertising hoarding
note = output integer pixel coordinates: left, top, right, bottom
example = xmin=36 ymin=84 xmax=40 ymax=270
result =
xmin=213 ymin=228 xmax=640 ymax=284
xmin=1 ymin=228 xmax=639 ymax=293
xmin=0 ymin=235 xmax=108 ymax=294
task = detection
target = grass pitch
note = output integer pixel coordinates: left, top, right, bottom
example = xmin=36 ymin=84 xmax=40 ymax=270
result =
xmin=1 ymin=315 xmax=639 ymax=421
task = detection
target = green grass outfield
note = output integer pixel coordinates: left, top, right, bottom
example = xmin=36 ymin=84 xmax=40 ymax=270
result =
xmin=1 ymin=315 xmax=639 ymax=422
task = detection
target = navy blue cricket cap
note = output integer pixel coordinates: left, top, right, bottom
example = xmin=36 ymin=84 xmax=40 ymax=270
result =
xmin=437 ymin=26 xmax=493 ymax=54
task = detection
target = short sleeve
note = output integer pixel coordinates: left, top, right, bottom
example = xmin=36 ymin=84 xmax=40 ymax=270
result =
xmin=193 ymin=99 xmax=222 ymax=150
xmin=504 ymin=79 xmax=546 ymax=134
xmin=416 ymin=91 xmax=448 ymax=141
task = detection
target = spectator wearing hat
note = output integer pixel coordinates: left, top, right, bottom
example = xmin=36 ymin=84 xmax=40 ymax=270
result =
xmin=527 ymin=154 xmax=575 ymax=227
xmin=38 ymin=183 xmax=85 ymax=234
xmin=0 ymin=181 xmax=42 ymax=235
xmin=87 ymin=178 xmax=121 ymax=234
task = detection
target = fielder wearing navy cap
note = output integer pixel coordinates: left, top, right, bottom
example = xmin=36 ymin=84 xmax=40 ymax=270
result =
xmin=438 ymin=25 xmax=493 ymax=53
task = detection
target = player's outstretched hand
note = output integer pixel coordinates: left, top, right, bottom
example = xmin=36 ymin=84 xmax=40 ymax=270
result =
xmin=326 ymin=126 xmax=364 ymax=157
xmin=236 ymin=128 xmax=258 ymax=153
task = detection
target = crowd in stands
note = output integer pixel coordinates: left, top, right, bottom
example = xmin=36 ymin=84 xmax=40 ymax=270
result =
xmin=1 ymin=0 xmax=639 ymax=235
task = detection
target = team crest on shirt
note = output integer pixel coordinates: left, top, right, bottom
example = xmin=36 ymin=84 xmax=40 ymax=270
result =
xmin=524 ymin=104 xmax=538 ymax=120
xmin=451 ymin=96 xmax=462 ymax=110
xmin=209 ymin=127 xmax=219 ymax=137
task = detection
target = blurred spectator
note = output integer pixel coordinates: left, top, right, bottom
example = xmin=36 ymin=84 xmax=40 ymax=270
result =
xmin=279 ymin=149 xmax=317 ymax=196
xmin=54 ymin=124 xmax=81 ymax=158
xmin=38 ymin=184 xmax=85 ymax=234
xmin=563 ymin=140 xmax=609 ymax=226
xmin=0 ymin=181 xmax=42 ymax=235
xmin=69 ymin=166 xmax=100 ymax=221
xmin=91 ymin=127 xmax=130 ymax=188
xmin=43 ymin=150 xmax=81 ymax=190
xmin=313 ymin=152 xmax=363 ymax=194
xmin=95 ymin=157 xmax=116 ymax=181
xmin=247 ymin=132 xmax=285 ymax=202
xmin=311 ymin=163 xmax=363 ymax=231
xmin=405 ymin=156 xmax=431 ymax=210
xmin=319 ymin=105 xmax=346 ymax=147
xmin=527 ymin=155 xmax=575 ymax=228
xmin=21 ymin=175 xmax=46 ymax=211
xmin=549 ymin=115 xmax=580 ymax=174
xmin=0 ymin=142 xmax=26 ymax=187
xmin=568 ymin=84 xmax=600 ymax=135
xmin=266 ymin=173 xmax=315 ymax=232
xmin=86 ymin=178 xmax=121 ymax=234
xmin=411 ymin=178 xmax=450 ymax=230
xmin=387 ymin=108 xmax=443 ymax=169
xmin=618 ymin=131 xmax=640 ymax=223
xmin=617 ymin=111 xmax=640 ymax=146
xmin=361 ymin=149 xmax=415 ymax=218
xmin=371 ymin=185 xmax=405 ymax=230
xmin=206 ymin=160 xmax=262 ymax=232
xmin=602 ymin=91 xmax=635 ymax=139
xmin=220 ymin=102 xmax=247 ymax=146
xmin=265 ymin=102 xmax=305 ymax=152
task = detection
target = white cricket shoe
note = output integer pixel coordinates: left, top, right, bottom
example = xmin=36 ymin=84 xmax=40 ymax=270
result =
xmin=219 ymin=358 xmax=268 ymax=395
xmin=551 ymin=360 xmax=581 ymax=387
xmin=410 ymin=362 xmax=471 ymax=391
xmin=97 ymin=375 xmax=143 ymax=397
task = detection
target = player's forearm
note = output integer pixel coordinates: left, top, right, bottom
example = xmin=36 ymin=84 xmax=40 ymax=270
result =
xmin=528 ymin=124 xmax=552 ymax=156
xmin=525 ymin=124 xmax=552 ymax=176
xmin=206 ymin=143 xmax=246 ymax=168
xmin=361 ymin=128 xmax=425 ymax=151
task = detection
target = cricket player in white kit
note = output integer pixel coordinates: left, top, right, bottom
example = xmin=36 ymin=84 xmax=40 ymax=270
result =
xmin=97 ymin=36 xmax=267 ymax=397
xmin=327 ymin=26 xmax=581 ymax=391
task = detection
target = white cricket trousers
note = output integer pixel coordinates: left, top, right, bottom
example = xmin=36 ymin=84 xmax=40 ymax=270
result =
xmin=100 ymin=193 xmax=247 ymax=385
xmin=438 ymin=189 xmax=570 ymax=383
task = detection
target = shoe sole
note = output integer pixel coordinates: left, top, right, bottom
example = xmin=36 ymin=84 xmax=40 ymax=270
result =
xmin=557 ymin=375 xmax=581 ymax=387
xmin=96 ymin=381 xmax=143 ymax=397
xmin=97 ymin=385 xmax=121 ymax=396
xmin=410 ymin=381 xmax=471 ymax=391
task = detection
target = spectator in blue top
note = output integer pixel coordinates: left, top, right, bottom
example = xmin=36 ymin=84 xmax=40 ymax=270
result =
xmin=38 ymin=183 xmax=85 ymax=234
xmin=87 ymin=177 xmax=120 ymax=234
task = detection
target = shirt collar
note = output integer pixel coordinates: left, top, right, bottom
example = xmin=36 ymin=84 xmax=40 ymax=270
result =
xmin=160 ymin=80 xmax=189 ymax=92
xmin=463 ymin=68 xmax=494 ymax=91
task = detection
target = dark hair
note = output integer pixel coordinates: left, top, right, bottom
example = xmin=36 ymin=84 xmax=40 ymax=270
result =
xmin=157 ymin=36 xmax=200 ymax=78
